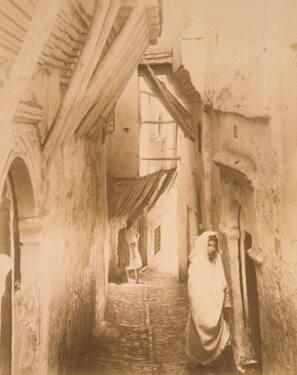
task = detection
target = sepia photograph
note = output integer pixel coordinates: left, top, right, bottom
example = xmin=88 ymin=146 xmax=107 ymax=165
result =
xmin=0 ymin=0 xmax=295 ymax=374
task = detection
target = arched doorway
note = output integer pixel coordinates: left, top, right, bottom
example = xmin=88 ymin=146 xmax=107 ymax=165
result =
xmin=0 ymin=184 xmax=13 ymax=375
xmin=243 ymin=231 xmax=262 ymax=363
xmin=237 ymin=205 xmax=262 ymax=366
xmin=0 ymin=157 xmax=38 ymax=375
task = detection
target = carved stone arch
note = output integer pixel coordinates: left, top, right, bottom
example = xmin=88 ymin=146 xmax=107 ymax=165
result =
xmin=216 ymin=152 xmax=263 ymax=368
xmin=0 ymin=133 xmax=43 ymax=214
xmin=0 ymin=136 xmax=43 ymax=374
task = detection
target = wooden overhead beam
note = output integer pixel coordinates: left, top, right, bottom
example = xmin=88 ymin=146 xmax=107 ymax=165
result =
xmin=72 ymin=3 xmax=145 ymax=127
xmin=0 ymin=0 xmax=61 ymax=145
xmin=140 ymin=65 xmax=195 ymax=140
xmin=44 ymin=0 xmax=161 ymax=158
xmin=43 ymin=0 xmax=121 ymax=162
xmin=78 ymin=29 xmax=149 ymax=137
xmin=13 ymin=100 xmax=44 ymax=125
xmin=76 ymin=11 xmax=150 ymax=136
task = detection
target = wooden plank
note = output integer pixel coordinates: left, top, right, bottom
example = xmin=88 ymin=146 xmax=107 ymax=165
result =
xmin=0 ymin=0 xmax=62 ymax=140
xmin=56 ymin=15 xmax=86 ymax=44
xmin=0 ymin=4 xmax=29 ymax=33
xmin=13 ymin=100 xmax=44 ymax=124
xmin=97 ymin=25 xmax=148 ymax=117
xmin=0 ymin=40 xmax=19 ymax=58
xmin=72 ymin=3 xmax=146 ymax=137
xmin=71 ymin=0 xmax=91 ymax=28
xmin=141 ymin=65 xmax=195 ymax=140
xmin=140 ymin=157 xmax=180 ymax=161
xmin=0 ymin=19 xmax=24 ymax=43
xmin=92 ymin=28 xmax=149 ymax=130
xmin=47 ymin=69 xmax=62 ymax=130
xmin=0 ymin=30 xmax=22 ymax=52
xmin=9 ymin=0 xmax=34 ymax=20
xmin=77 ymin=26 xmax=149 ymax=136
xmin=43 ymin=0 xmax=121 ymax=160
xmin=82 ymin=3 xmax=144 ymax=108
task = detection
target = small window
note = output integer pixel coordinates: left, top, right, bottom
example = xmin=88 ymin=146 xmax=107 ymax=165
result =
xmin=154 ymin=225 xmax=161 ymax=254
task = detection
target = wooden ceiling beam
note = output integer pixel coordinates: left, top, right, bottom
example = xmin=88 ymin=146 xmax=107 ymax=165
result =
xmin=0 ymin=0 xmax=61 ymax=143
xmin=73 ymin=3 xmax=147 ymax=137
xmin=43 ymin=0 xmax=121 ymax=162
xmin=77 ymin=27 xmax=149 ymax=137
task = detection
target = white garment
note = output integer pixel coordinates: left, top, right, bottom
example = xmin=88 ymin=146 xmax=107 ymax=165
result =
xmin=124 ymin=227 xmax=142 ymax=271
xmin=185 ymin=231 xmax=230 ymax=365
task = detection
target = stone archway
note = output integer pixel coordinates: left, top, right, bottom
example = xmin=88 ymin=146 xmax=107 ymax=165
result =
xmin=0 ymin=156 xmax=41 ymax=375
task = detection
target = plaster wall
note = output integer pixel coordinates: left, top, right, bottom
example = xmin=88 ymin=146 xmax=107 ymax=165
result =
xmin=164 ymin=1 xmax=297 ymax=371
xmin=107 ymin=71 xmax=139 ymax=178
xmin=40 ymin=134 xmax=108 ymax=374
xmin=146 ymin=184 xmax=178 ymax=274
xmin=176 ymin=128 xmax=199 ymax=282
xmin=0 ymin=127 xmax=108 ymax=374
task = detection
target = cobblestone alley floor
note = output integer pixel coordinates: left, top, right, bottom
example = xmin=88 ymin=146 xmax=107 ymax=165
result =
xmin=74 ymin=266 xmax=260 ymax=375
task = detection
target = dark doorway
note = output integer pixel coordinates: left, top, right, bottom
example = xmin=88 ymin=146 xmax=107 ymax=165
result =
xmin=0 ymin=192 xmax=12 ymax=375
xmin=244 ymin=231 xmax=262 ymax=364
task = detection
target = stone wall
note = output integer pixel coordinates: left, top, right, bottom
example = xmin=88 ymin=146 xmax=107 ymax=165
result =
xmin=156 ymin=0 xmax=297 ymax=372
xmin=40 ymin=134 xmax=108 ymax=374
xmin=0 ymin=127 xmax=108 ymax=375
xmin=176 ymin=126 xmax=200 ymax=282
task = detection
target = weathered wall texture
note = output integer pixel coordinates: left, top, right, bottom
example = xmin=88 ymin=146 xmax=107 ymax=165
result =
xmin=175 ymin=117 xmax=201 ymax=281
xmin=0 ymin=127 xmax=43 ymax=375
xmin=107 ymin=71 xmax=140 ymax=178
xmin=0 ymin=129 xmax=108 ymax=375
xmin=0 ymin=0 xmax=161 ymax=374
xmin=146 ymin=183 xmax=178 ymax=274
xmin=157 ymin=0 xmax=297 ymax=372
xmin=40 ymin=134 xmax=108 ymax=374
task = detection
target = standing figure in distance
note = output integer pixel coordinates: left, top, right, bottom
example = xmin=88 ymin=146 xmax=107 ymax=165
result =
xmin=117 ymin=218 xmax=142 ymax=283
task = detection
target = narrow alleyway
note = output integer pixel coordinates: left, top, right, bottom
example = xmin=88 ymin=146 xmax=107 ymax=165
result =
xmin=72 ymin=266 xmax=259 ymax=375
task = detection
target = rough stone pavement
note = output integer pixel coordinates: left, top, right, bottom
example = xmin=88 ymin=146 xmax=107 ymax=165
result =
xmin=73 ymin=266 xmax=260 ymax=375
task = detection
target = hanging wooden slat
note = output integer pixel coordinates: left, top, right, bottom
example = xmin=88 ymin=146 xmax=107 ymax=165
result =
xmin=0 ymin=5 xmax=29 ymax=33
xmin=0 ymin=41 xmax=19 ymax=58
xmin=9 ymin=0 xmax=35 ymax=20
xmin=0 ymin=30 xmax=22 ymax=52
xmin=140 ymin=65 xmax=195 ymax=140
xmin=71 ymin=0 xmax=92 ymax=28
xmin=13 ymin=100 xmax=44 ymax=124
